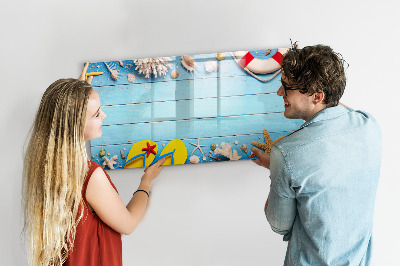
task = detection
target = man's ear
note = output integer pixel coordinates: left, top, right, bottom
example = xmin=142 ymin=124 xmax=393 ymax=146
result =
xmin=313 ymin=92 xmax=325 ymax=104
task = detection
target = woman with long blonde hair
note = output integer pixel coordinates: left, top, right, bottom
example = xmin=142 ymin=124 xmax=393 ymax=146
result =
xmin=22 ymin=63 xmax=165 ymax=265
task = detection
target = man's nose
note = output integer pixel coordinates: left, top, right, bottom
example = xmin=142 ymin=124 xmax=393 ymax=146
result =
xmin=277 ymin=85 xmax=284 ymax=96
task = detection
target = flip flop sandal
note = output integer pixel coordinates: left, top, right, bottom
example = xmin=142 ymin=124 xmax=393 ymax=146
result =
xmin=151 ymin=139 xmax=188 ymax=166
xmin=124 ymin=140 xmax=158 ymax=168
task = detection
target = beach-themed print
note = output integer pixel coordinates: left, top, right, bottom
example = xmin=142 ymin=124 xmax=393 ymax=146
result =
xmin=88 ymin=48 xmax=303 ymax=169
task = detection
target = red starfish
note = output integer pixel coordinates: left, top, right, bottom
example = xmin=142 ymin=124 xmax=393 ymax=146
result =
xmin=142 ymin=142 xmax=157 ymax=157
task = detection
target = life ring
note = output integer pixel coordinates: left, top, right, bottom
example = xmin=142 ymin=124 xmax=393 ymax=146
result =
xmin=230 ymin=48 xmax=290 ymax=81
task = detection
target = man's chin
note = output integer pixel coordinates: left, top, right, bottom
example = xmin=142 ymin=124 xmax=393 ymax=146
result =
xmin=283 ymin=111 xmax=292 ymax=119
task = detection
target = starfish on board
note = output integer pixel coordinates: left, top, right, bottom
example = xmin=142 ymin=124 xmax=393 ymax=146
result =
xmin=102 ymin=155 xmax=118 ymax=170
xmin=251 ymin=129 xmax=284 ymax=155
xmin=142 ymin=142 xmax=157 ymax=157
xmin=189 ymin=138 xmax=206 ymax=156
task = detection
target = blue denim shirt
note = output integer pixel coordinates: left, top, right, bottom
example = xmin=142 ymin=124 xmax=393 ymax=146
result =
xmin=266 ymin=105 xmax=382 ymax=266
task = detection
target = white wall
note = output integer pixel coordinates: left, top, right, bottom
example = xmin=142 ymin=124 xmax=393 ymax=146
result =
xmin=1 ymin=0 xmax=399 ymax=265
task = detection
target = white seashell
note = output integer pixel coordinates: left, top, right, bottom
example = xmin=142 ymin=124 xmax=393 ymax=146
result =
xmin=181 ymin=55 xmax=197 ymax=72
xmin=234 ymin=140 xmax=238 ymax=145
xmin=127 ymin=73 xmax=136 ymax=83
xmin=190 ymin=155 xmax=200 ymax=164
xmin=205 ymin=60 xmax=218 ymax=72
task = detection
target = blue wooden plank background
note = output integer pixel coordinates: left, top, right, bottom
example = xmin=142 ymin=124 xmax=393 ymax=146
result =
xmin=89 ymin=49 xmax=303 ymax=169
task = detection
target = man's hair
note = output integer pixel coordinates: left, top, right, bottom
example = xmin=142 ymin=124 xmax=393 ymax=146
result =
xmin=282 ymin=44 xmax=347 ymax=107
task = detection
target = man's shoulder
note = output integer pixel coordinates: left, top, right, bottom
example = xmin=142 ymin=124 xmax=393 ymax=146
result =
xmin=273 ymin=108 xmax=381 ymax=156
xmin=272 ymin=130 xmax=309 ymax=157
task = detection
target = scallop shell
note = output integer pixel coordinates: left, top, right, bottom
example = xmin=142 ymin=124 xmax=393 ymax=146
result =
xmin=190 ymin=155 xmax=200 ymax=164
xmin=181 ymin=55 xmax=197 ymax=72
xmin=171 ymin=70 xmax=179 ymax=79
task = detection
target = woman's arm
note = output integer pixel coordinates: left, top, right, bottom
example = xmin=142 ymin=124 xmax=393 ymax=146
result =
xmin=86 ymin=158 xmax=165 ymax=235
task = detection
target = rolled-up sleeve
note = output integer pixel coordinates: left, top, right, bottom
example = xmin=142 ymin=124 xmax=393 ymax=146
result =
xmin=266 ymin=146 xmax=297 ymax=241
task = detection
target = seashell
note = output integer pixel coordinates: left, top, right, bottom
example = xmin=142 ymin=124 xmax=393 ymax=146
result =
xmin=209 ymin=155 xmax=221 ymax=161
xmin=99 ymin=148 xmax=106 ymax=157
xmin=105 ymin=62 xmax=119 ymax=81
xmin=171 ymin=70 xmax=179 ymax=79
xmin=118 ymin=60 xmax=124 ymax=67
xmin=265 ymin=49 xmax=271 ymax=56
xmin=127 ymin=73 xmax=136 ymax=83
xmin=120 ymin=149 xmax=126 ymax=159
xmin=210 ymin=144 xmax=216 ymax=151
xmin=181 ymin=56 xmax=197 ymax=72
xmin=234 ymin=140 xmax=238 ymax=145
xmin=241 ymin=143 xmax=247 ymax=153
xmin=241 ymin=143 xmax=250 ymax=158
xmin=216 ymin=53 xmax=225 ymax=60
xmin=190 ymin=155 xmax=200 ymax=164
xmin=205 ymin=61 xmax=218 ymax=72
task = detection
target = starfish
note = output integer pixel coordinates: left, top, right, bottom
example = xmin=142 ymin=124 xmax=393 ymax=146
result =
xmin=251 ymin=129 xmax=284 ymax=155
xmin=142 ymin=142 xmax=157 ymax=157
xmin=189 ymin=138 xmax=206 ymax=156
xmin=102 ymin=155 xmax=118 ymax=170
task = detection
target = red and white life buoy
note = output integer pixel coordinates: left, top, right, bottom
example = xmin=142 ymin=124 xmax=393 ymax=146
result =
xmin=230 ymin=48 xmax=290 ymax=81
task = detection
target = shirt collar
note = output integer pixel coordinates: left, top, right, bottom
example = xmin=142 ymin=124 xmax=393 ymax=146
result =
xmin=300 ymin=105 xmax=348 ymax=129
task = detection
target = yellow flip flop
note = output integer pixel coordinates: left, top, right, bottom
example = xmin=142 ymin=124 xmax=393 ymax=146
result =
xmin=124 ymin=140 xmax=158 ymax=168
xmin=156 ymin=139 xmax=188 ymax=166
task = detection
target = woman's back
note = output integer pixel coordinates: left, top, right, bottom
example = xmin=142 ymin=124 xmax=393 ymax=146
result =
xmin=64 ymin=160 xmax=122 ymax=266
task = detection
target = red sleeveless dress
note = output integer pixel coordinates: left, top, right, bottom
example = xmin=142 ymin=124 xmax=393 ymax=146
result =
xmin=64 ymin=160 xmax=122 ymax=265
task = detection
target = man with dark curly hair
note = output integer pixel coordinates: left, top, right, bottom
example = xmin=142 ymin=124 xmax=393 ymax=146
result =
xmin=252 ymin=45 xmax=382 ymax=265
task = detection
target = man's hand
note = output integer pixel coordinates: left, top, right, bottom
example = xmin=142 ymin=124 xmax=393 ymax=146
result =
xmin=251 ymin=147 xmax=271 ymax=169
